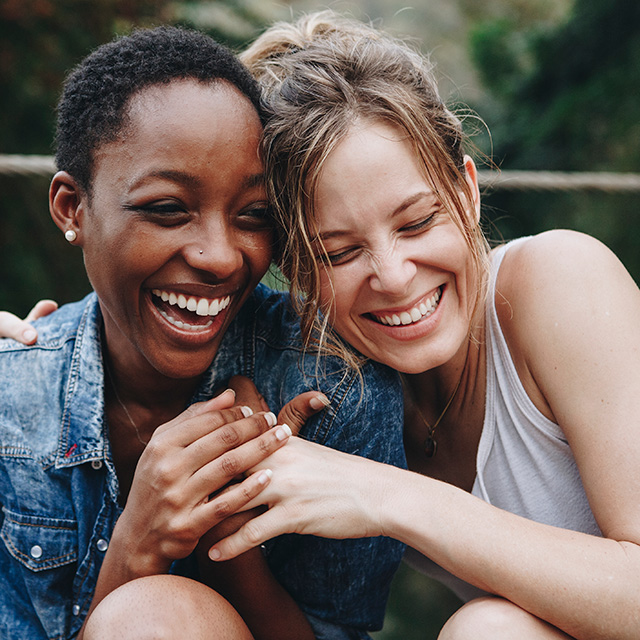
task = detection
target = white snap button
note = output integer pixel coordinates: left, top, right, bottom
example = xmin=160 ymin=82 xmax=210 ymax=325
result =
xmin=72 ymin=604 xmax=80 ymax=616
xmin=30 ymin=545 xmax=43 ymax=559
xmin=96 ymin=538 xmax=108 ymax=552
xmin=91 ymin=460 xmax=103 ymax=470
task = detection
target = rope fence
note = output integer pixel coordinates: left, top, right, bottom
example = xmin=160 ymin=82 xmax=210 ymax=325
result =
xmin=2 ymin=154 xmax=640 ymax=193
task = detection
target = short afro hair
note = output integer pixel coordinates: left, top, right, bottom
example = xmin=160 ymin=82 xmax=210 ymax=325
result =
xmin=55 ymin=25 xmax=263 ymax=194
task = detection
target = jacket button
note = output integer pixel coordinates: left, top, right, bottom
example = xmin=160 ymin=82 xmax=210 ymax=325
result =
xmin=97 ymin=538 xmax=109 ymax=552
xmin=30 ymin=545 xmax=43 ymax=559
xmin=72 ymin=604 xmax=80 ymax=616
xmin=91 ymin=460 xmax=103 ymax=470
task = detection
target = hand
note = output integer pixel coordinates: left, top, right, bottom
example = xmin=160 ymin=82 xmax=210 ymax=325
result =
xmin=208 ymin=437 xmax=393 ymax=561
xmin=228 ymin=375 xmax=330 ymax=435
xmin=112 ymin=389 xmax=293 ymax=575
xmin=0 ymin=299 xmax=58 ymax=344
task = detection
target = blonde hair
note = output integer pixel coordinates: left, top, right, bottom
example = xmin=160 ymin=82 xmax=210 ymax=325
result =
xmin=242 ymin=11 xmax=490 ymax=368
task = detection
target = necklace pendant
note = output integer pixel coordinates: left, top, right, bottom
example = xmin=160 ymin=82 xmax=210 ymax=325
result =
xmin=424 ymin=435 xmax=437 ymax=458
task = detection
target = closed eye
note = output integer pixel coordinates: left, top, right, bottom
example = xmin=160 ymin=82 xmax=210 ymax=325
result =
xmin=400 ymin=213 xmax=436 ymax=234
xmin=124 ymin=200 xmax=189 ymax=225
xmin=323 ymin=246 xmax=362 ymax=266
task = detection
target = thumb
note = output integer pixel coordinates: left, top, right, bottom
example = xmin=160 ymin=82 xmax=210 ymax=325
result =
xmin=278 ymin=391 xmax=330 ymax=435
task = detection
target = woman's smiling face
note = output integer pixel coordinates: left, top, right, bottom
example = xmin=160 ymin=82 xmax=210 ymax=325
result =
xmin=73 ymin=79 xmax=272 ymax=381
xmin=313 ymin=120 xmax=480 ymax=374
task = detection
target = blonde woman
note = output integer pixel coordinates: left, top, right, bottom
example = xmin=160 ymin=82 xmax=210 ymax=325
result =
xmin=206 ymin=13 xmax=640 ymax=640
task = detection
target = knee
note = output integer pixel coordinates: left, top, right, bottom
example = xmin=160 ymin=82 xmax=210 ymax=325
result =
xmin=439 ymin=597 xmax=533 ymax=640
xmin=83 ymin=575 xmax=253 ymax=640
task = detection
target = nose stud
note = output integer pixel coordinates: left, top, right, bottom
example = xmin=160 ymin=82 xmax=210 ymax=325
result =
xmin=199 ymin=249 xmax=203 ymax=254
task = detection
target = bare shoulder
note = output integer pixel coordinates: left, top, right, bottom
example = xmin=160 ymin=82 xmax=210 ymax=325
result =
xmin=495 ymin=230 xmax=635 ymax=328
xmin=494 ymin=230 xmax=640 ymax=420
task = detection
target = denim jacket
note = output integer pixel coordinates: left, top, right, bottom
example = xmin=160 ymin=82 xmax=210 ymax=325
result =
xmin=0 ymin=285 xmax=405 ymax=640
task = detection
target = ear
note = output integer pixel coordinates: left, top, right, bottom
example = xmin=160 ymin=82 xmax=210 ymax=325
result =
xmin=49 ymin=171 xmax=88 ymax=245
xmin=462 ymin=155 xmax=481 ymax=224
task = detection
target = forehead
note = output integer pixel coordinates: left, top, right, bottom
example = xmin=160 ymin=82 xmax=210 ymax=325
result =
xmin=314 ymin=120 xmax=432 ymax=221
xmin=92 ymin=79 xmax=264 ymax=190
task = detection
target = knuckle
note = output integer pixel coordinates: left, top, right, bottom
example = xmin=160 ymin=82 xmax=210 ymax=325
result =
xmin=243 ymin=520 xmax=263 ymax=546
xmin=212 ymin=498 xmax=232 ymax=520
xmin=218 ymin=424 xmax=241 ymax=446
xmin=220 ymin=453 xmax=240 ymax=477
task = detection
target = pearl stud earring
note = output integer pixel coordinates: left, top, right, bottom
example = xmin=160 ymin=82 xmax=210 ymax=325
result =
xmin=64 ymin=229 xmax=77 ymax=243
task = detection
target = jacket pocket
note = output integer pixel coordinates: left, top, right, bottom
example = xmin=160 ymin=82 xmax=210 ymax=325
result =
xmin=1 ymin=507 xmax=78 ymax=639
xmin=1 ymin=508 xmax=77 ymax=570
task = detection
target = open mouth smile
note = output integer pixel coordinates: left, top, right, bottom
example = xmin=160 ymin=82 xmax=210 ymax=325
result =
xmin=370 ymin=286 xmax=442 ymax=327
xmin=151 ymin=288 xmax=231 ymax=331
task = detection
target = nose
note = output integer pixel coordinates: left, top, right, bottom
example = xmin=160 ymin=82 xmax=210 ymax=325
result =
xmin=368 ymin=246 xmax=416 ymax=295
xmin=184 ymin=221 xmax=243 ymax=281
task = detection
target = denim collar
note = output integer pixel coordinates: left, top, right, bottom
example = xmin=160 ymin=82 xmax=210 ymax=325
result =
xmin=55 ymin=295 xmax=107 ymax=471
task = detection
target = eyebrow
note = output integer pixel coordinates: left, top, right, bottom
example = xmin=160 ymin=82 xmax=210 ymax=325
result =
xmin=129 ymin=170 xmax=265 ymax=191
xmin=315 ymin=191 xmax=437 ymax=242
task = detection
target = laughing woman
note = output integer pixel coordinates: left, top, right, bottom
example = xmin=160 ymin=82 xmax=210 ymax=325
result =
xmin=206 ymin=12 xmax=640 ymax=640
xmin=0 ymin=26 xmax=407 ymax=640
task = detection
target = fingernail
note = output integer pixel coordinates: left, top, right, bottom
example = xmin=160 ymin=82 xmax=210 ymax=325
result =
xmin=23 ymin=329 xmax=36 ymax=343
xmin=240 ymin=406 xmax=253 ymax=418
xmin=265 ymin=412 xmax=277 ymax=427
xmin=209 ymin=548 xmax=221 ymax=561
xmin=258 ymin=469 xmax=273 ymax=484
xmin=275 ymin=423 xmax=292 ymax=441
xmin=309 ymin=394 xmax=330 ymax=410
xmin=222 ymin=388 xmax=236 ymax=398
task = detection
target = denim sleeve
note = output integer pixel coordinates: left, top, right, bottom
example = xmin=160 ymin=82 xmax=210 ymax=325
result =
xmin=262 ymin=359 xmax=407 ymax=634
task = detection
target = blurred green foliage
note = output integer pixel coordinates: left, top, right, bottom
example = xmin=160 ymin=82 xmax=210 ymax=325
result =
xmin=1 ymin=1 xmax=639 ymax=638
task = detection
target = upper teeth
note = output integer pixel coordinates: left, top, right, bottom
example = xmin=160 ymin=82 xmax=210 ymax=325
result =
xmin=151 ymin=289 xmax=231 ymax=317
xmin=374 ymin=288 xmax=441 ymax=326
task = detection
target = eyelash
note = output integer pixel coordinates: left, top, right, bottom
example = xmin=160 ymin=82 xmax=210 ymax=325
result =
xmin=323 ymin=213 xmax=437 ymax=266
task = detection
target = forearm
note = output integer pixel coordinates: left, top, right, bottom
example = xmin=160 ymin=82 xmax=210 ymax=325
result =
xmin=380 ymin=465 xmax=640 ymax=640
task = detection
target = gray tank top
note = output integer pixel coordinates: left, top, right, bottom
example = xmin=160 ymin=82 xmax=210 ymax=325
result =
xmin=404 ymin=238 xmax=601 ymax=601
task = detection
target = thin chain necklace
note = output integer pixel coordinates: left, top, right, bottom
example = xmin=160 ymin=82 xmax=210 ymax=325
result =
xmin=403 ymin=373 xmax=463 ymax=458
xmin=104 ymin=359 xmax=149 ymax=446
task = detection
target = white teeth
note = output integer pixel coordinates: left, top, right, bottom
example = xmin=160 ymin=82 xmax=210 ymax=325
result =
xmin=158 ymin=308 xmax=213 ymax=331
xmin=196 ymin=298 xmax=209 ymax=316
xmin=373 ymin=287 xmax=442 ymax=327
xmin=151 ymin=289 xmax=231 ymax=320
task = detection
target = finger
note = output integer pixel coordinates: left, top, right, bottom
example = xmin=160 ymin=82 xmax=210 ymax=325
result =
xmin=0 ymin=311 xmax=38 ymax=344
xmin=24 ymin=299 xmax=58 ymax=323
xmin=184 ymin=410 xmax=278 ymax=469
xmin=190 ymin=423 xmax=292 ymax=502
xmin=200 ymin=470 xmax=273 ymax=533
xmin=229 ymin=375 xmax=269 ymax=413
xmin=278 ymin=391 xmax=330 ymax=435
xmin=209 ymin=506 xmax=288 ymax=561
xmin=153 ymin=390 xmax=247 ymax=439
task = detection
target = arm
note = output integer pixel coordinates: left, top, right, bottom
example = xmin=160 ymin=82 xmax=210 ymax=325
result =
xmin=213 ymin=231 xmax=640 ymax=640
xmin=193 ymin=377 xmax=323 ymax=640
xmin=77 ymin=391 xmax=293 ymax=639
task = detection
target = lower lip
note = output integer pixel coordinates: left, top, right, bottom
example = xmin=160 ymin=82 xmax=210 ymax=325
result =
xmin=146 ymin=292 xmax=231 ymax=346
xmin=363 ymin=289 xmax=444 ymax=342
